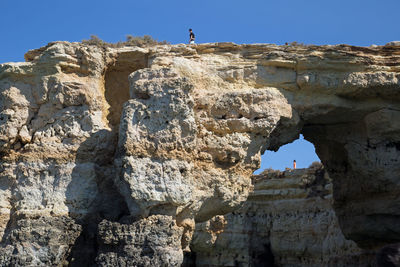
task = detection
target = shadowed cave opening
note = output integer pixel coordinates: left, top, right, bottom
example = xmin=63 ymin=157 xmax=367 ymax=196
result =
xmin=254 ymin=134 xmax=321 ymax=174
xmin=104 ymin=51 xmax=148 ymax=127
xmin=183 ymin=134 xmax=323 ymax=266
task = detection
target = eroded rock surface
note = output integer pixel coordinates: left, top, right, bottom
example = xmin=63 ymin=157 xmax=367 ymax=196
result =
xmin=188 ymin=166 xmax=375 ymax=266
xmin=96 ymin=215 xmax=183 ymax=267
xmin=0 ymin=41 xmax=399 ymax=265
xmin=304 ymin=109 xmax=400 ymax=248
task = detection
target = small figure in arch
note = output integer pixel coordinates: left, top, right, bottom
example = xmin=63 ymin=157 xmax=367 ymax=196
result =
xmin=189 ymin=29 xmax=195 ymax=44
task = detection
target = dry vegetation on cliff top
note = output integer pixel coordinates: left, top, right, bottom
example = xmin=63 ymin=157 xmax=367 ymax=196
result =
xmin=82 ymin=34 xmax=317 ymax=48
xmin=82 ymin=34 xmax=169 ymax=48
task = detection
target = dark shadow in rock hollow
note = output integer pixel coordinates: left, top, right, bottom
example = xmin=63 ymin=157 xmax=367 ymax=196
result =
xmin=104 ymin=51 xmax=148 ymax=128
xmin=376 ymin=243 xmax=400 ymax=267
xmin=252 ymin=243 xmax=276 ymax=267
xmin=66 ymin=129 xmax=130 ymax=266
xmin=182 ymin=251 xmax=197 ymax=267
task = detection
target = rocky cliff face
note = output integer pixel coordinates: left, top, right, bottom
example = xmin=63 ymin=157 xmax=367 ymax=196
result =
xmin=0 ymin=41 xmax=399 ymax=266
xmin=188 ymin=165 xmax=374 ymax=266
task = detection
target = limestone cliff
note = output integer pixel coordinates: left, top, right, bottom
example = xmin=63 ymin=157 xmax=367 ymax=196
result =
xmin=0 ymin=41 xmax=399 ymax=266
xmin=188 ymin=165 xmax=374 ymax=266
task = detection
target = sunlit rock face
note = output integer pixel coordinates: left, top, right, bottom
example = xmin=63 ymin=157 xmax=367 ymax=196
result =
xmin=0 ymin=41 xmax=399 ymax=265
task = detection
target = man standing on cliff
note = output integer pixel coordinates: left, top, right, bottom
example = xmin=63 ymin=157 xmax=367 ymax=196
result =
xmin=189 ymin=29 xmax=195 ymax=44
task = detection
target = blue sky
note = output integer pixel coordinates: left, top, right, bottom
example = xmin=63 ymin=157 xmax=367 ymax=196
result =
xmin=2 ymin=0 xmax=399 ymax=63
xmin=2 ymin=0 xmax=398 ymax=170
xmin=254 ymin=135 xmax=320 ymax=173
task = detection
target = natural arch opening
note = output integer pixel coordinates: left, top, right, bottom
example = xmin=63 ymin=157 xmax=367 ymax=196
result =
xmin=185 ymin=132 xmax=370 ymax=267
xmin=104 ymin=51 xmax=148 ymax=127
xmin=254 ymin=134 xmax=320 ymax=174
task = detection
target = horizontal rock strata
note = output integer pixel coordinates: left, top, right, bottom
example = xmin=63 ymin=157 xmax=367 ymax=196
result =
xmin=188 ymin=166 xmax=375 ymax=266
xmin=0 ymin=41 xmax=399 ymax=265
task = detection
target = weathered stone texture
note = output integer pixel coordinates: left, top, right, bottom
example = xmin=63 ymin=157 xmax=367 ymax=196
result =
xmin=0 ymin=216 xmax=81 ymax=266
xmin=96 ymin=215 xmax=183 ymax=267
xmin=189 ymin=166 xmax=375 ymax=266
xmin=0 ymin=41 xmax=399 ymax=265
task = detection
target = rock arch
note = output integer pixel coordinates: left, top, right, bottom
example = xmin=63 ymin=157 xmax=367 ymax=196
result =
xmin=112 ymin=43 xmax=400 ymax=258
xmin=302 ymin=108 xmax=400 ymax=248
xmin=0 ymin=42 xmax=399 ymax=266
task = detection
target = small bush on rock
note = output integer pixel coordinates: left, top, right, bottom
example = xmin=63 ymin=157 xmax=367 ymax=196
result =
xmin=309 ymin=161 xmax=323 ymax=169
xmin=82 ymin=34 xmax=169 ymax=48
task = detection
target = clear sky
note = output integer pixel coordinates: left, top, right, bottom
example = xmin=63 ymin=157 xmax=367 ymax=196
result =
xmin=2 ymin=0 xmax=399 ymax=63
xmin=254 ymin=135 xmax=320 ymax=173
xmin=2 ymin=0 xmax=398 ymax=170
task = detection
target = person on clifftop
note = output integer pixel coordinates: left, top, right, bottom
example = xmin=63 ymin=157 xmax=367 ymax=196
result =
xmin=189 ymin=29 xmax=195 ymax=44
